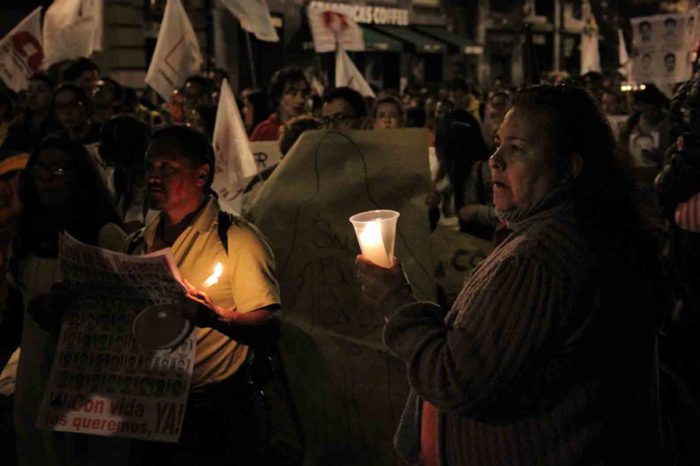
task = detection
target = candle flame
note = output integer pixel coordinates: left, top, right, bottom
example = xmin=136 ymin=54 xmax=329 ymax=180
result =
xmin=201 ymin=262 xmax=224 ymax=288
xmin=359 ymin=220 xmax=382 ymax=244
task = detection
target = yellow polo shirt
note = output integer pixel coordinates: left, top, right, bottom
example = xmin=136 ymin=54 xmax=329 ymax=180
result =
xmin=135 ymin=197 xmax=280 ymax=389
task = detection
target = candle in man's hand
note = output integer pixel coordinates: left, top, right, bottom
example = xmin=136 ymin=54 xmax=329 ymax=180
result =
xmin=201 ymin=262 xmax=223 ymax=289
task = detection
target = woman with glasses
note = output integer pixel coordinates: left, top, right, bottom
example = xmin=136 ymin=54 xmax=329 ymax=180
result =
xmin=9 ymin=137 xmax=123 ymax=465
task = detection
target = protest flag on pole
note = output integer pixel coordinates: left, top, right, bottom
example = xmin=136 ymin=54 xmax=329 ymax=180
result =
xmin=219 ymin=0 xmax=279 ymax=42
xmin=43 ymin=0 xmax=103 ymax=67
xmin=0 ymin=7 xmax=44 ymax=92
xmin=335 ymin=46 xmax=375 ymax=98
xmin=580 ymin=0 xmax=601 ymax=74
xmin=212 ymin=78 xmax=258 ymax=214
xmin=617 ymin=29 xmax=632 ymax=79
xmin=145 ymin=0 xmax=203 ymax=100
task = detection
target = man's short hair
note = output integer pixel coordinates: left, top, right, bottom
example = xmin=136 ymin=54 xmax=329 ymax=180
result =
xmin=62 ymin=57 xmax=99 ymax=82
xmin=664 ymin=18 xmax=677 ymax=27
xmin=665 ymin=52 xmax=676 ymax=61
xmin=322 ymin=87 xmax=367 ymax=118
xmin=640 ymin=21 xmax=652 ymax=30
xmin=149 ymin=125 xmax=215 ymax=188
xmin=269 ymin=67 xmax=309 ymax=110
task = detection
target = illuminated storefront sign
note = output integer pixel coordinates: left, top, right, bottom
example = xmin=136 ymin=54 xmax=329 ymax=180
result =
xmin=308 ymin=1 xmax=410 ymax=26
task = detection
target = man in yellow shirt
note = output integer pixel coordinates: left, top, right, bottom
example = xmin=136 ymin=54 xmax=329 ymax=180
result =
xmin=128 ymin=125 xmax=282 ymax=465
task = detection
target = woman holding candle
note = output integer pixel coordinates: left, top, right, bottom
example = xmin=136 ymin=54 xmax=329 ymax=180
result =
xmin=356 ymin=85 xmax=673 ymax=465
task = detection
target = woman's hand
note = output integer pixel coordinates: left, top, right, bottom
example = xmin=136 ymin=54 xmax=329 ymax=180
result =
xmin=355 ymin=255 xmax=416 ymax=319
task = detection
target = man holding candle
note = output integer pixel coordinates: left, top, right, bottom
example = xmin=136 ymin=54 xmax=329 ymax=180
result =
xmin=127 ymin=125 xmax=286 ymax=466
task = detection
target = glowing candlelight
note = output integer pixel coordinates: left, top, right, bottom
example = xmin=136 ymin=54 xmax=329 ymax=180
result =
xmin=201 ymin=262 xmax=223 ymax=288
xmin=350 ymin=210 xmax=400 ymax=269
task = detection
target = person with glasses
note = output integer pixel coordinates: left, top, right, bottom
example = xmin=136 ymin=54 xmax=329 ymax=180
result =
xmin=6 ymin=137 xmax=124 ymax=466
xmin=320 ymin=86 xmax=367 ymax=131
xmin=250 ymin=67 xmax=310 ymax=142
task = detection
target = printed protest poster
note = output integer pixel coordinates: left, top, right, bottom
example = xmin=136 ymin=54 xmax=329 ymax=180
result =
xmin=0 ymin=7 xmax=44 ymax=92
xmin=307 ymin=3 xmax=364 ymax=52
xmin=247 ymin=128 xmax=436 ymax=466
xmin=631 ymin=13 xmax=692 ymax=93
xmin=37 ymin=234 xmax=194 ymax=443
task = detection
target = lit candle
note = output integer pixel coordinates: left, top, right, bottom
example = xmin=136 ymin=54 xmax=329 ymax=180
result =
xmin=201 ymin=262 xmax=223 ymax=289
xmin=358 ymin=220 xmax=391 ymax=268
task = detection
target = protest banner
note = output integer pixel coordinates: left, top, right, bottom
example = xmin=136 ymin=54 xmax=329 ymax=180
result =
xmin=219 ymin=0 xmax=279 ymax=42
xmin=145 ymin=0 xmax=203 ymax=100
xmin=247 ymin=128 xmax=436 ymax=465
xmin=431 ymin=220 xmax=493 ymax=308
xmin=43 ymin=0 xmax=103 ymax=67
xmin=307 ymin=4 xmax=364 ymax=53
xmin=336 ymin=47 xmax=376 ymax=98
xmin=37 ymin=234 xmax=194 ymax=443
xmin=212 ymin=78 xmax=258 ymax=214
xmin=250 ymin=140 xmax=283 ymax=171
xmin=631 ymin=12 xmax=692 ymax=93
xmin=0 ymin=7 xmax=43 ymax=92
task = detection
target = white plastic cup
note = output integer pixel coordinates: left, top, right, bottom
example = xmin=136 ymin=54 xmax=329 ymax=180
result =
xmin=349 ymin=209 xmax=400 ymax=268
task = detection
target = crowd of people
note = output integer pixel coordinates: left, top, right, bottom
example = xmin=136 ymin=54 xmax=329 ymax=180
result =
xmin=0 ymin=52 xmax=698 ymax=465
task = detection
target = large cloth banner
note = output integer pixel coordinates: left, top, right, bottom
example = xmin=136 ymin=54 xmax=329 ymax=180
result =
xmin=631 ymin=12 xmax=692 ymax=92
xmin=145 ymin=0 xmax=203 ymax=100
xmin=37 ymin=234 xmax=194 ymax=443
xmin=247 ymin=128 xmax=436 ymax=465
xmin=43 ymin=0 xmax=103 ymax=66
xmin=307 ymin=4 xmax=364 ymax=53
xmin=0 ymin=7 xmax=44 ymax=92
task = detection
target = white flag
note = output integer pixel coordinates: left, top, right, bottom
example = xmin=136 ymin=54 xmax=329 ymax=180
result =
xmin=335 ymin=47 xmax=375 ymax=98
xmin=43 ymin=0 xmax=103 ymax=67
xmin=0 ymin=8 xmax=44 ymax=91
xmin=307 ymin=4 xmax=364 ymax=53
xmin=618 ymin=29 xmax=632 ymax=78
xmin=212 ymin=79 xmax=258 ymax=214
xmin=580 ymin=0 xmax=601 ymax=73
xmin=145 ymin=0 xmax=203 ymax=100
xmin=219 ymin=0 xmax=279 ymax=42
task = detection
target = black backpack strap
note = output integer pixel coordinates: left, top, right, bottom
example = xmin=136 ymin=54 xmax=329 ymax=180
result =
xmin=217 ymin=211 xmax=234 ymax=255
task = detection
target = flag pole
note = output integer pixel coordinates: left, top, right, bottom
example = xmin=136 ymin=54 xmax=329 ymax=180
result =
xmin=245 ymin=31 xmax=258 ymax=89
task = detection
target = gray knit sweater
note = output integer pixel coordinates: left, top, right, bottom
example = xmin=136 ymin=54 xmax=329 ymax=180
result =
xmin=385 ymin=191 xmax=667 ymax=465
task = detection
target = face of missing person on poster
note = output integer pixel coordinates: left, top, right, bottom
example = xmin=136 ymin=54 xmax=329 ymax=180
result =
xmin=639 ymin=21 xmax=652 ymax=41
xmin=664 ymin=18 xmax=677 ymax=40
xmin=665 ymin=53 xmax=676 ymax=73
